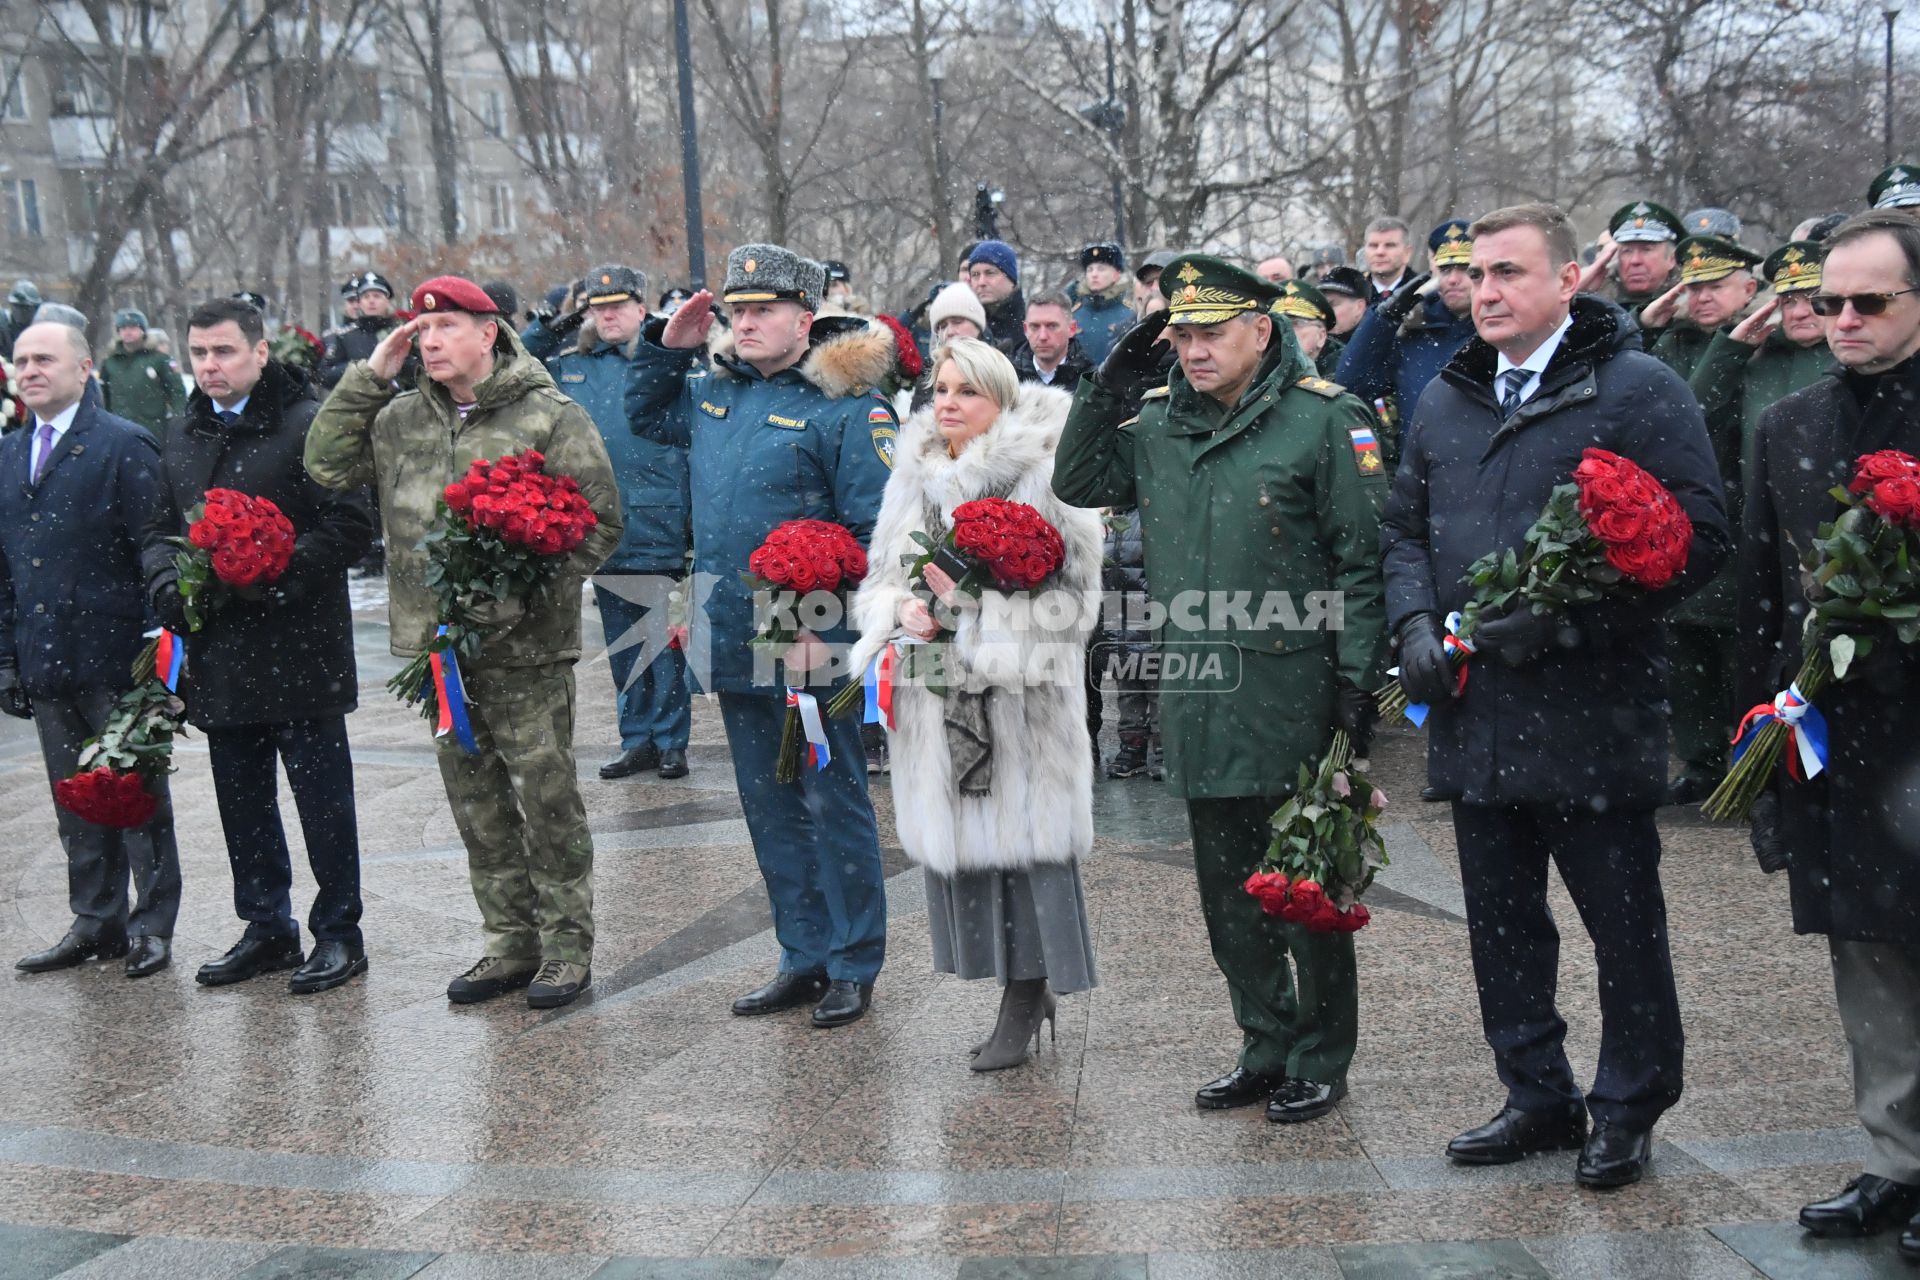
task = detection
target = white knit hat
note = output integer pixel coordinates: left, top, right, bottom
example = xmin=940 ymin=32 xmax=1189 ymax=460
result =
xmin=928 ymin=281 xmax=988 ymax=334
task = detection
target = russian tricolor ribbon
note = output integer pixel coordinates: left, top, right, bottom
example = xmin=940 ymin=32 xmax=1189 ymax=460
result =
xmin=1731 ymin=681 xmax=1828 ymax=781
xmin=786 ymin=686 xmax=832 ymax=771
xmin=1400 ymin=611 xmax=1476 ymax=727
xmin=429 ymin=626 xmax=479 ymax=754
xmin=153 ymin=628 xmax=184 ymax=692
xmin=863 ymin=642 xmax=900 ymax=730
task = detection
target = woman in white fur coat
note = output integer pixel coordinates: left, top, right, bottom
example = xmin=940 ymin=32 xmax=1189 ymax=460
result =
xmin=849 ymin=338 xmax=1105 ymax=1071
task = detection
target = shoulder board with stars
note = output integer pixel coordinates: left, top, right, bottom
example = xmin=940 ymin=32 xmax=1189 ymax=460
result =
xmin=1295 ymin=376 xmax=1345 ymax=399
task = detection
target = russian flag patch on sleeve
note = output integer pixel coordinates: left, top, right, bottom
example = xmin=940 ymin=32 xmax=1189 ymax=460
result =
xmin=1348 ymin=425 xmax=1383 ymax=475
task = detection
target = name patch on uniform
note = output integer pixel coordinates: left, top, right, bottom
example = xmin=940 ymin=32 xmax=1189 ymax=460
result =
xmin=698 ymin=400 xmax=729 ymax=418
xmin=766 ymin=413 xmax=808 ymax=430
xmin=560 ymin=373 xmax=586 ymax=383
xmin=1348 ymin=426 xmax=1383 ymax=475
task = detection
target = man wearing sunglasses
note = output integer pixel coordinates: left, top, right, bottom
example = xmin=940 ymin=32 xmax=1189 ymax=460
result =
xmin=1737 ymin=210 xmax=1920 ymax=1264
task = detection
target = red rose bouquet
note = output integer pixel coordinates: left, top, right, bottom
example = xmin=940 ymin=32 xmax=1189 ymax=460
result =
xmin=1705 ymin=450 xmax=1920 ymax=820
xmin=388 ymin=449 xmax=599 ymax=725
xmin=1377 ymin=447 xmax=1693 ymax=719
xmin=1244 ymin=731 xmax=1387 ymax=933
xmin=52 ymin=636 xmax=187 ymax=829
xmin=167 ymin=489 xmax=297 ymax=630
xmin=911 ymin=497 xmax=1066 ymax=595
xmin=740 ymin=519 xmax=870 ymax=782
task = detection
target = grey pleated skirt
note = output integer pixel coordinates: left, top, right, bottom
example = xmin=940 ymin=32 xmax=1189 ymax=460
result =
xmin=924 ymin=861 xmax=1099 ymax=994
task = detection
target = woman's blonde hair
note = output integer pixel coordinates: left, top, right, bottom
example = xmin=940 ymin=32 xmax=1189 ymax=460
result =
xmin=928 ymin=336 xmax=1019 ymax=411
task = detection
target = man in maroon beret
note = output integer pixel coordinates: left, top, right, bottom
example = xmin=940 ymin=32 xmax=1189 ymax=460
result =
xmin=305 ymin=274 xmax=623 ymax=1010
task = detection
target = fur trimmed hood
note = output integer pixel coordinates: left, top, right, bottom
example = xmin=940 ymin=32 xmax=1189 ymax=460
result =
xmin=847 ymin=380 xmax=1104 ymax=877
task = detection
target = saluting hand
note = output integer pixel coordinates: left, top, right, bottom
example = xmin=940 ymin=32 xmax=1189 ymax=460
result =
xmin=1640 ymin=282 xmax=1687 ymax=330
xmin=368 ymin=318 xmax=422 ymax=382
xmin=1095 ymin=310 xmax=1170 ymax=406
xmin=1576 ymin=242 xmax=1619 ymax=294
xmin=662 ymin=289 xmax=717 ymax=350
xmin=1729 ymin=296 xmax=1781 ymax=347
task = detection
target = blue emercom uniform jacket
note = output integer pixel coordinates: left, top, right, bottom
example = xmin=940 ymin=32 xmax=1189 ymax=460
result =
xmin=625 ymin=318 xmax=901 ymax=693
xmin=527 ymin=313 xmax=692 ymax=574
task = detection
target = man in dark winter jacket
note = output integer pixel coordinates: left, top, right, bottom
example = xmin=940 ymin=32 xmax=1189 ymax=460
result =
xmin=1738 ymin=212 xmax=1920 ymax=1260
xmin=319 ymin=271 xmax=408 ymax=389
xmin=1009 ymin=291 xmax=1094 ymax=389
xmin=1381 ymin=203 xmax=1729 ymax=1191
xmin=1335 ymin=219 xmax=1478 ymax=466
xmin=966 ymin=240 xmax=1027 ymax=349
xmin=1088 ymin=505 xmax=1159 ymax=778
xmin=1070 ymin=242 xmax=1136 ymax=363
xmin=146 ymin=297 xmax=376 ymax=994
xmin=527 ymin=264 xmax=694 ymax=781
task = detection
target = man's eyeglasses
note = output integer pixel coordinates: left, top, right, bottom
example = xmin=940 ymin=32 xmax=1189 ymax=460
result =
xmin=1808 ymin=288 xmax=1920 ymax=317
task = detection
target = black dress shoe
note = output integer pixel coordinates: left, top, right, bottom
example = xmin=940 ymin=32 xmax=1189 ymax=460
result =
xmin=1420 ymin=785 xmax=1449 ymax=803
xmin=1195 ymin=1067 xmax=1288 ymax=1111
xmin=290 ymin=940 xmax=368 ymax=995
xmin=657 ymin=748 xmax=689 ymax=779
xmin=599 ymin=745 xmax=661 ymax=779
xmin=195 ymin=935 xmax=305 ymax=987
xmin=1266 ymin=1078 xmax=1347 ymax=1124
xmin=731 ymin=971 xmax=829 ymax=1016
xmin=1799 ymin=1174 xmax=1920 ymax=1237
xmin=1446 ymin=1104 xmax=1587 ymax=1165
xmin=1901 ymin=1211 xmax=1920 ymax=1261
xmin=811 ymin=979 xmax=873 ymax=1028
xmin=1576 ymin=1121 xmax=1654 ymax=1189
xmin=16 ymin=929 xmax=129 ymax=973
xmin=124 ymin=936 xmax=170 ymax=979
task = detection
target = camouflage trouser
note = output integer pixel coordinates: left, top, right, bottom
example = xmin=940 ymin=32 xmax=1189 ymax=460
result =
xmin=435 ymin=661 xmax=595 ymax=964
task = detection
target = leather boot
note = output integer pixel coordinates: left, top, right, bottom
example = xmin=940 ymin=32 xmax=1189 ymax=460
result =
xmin=970 ymin=979 xmax=1055 ymax=1071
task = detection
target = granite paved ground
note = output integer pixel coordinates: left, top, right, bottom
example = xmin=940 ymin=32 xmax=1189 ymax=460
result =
xmin=0 ymin=599 xmax=1909 ymax=1279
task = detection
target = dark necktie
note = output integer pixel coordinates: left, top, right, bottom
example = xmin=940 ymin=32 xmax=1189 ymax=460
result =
xmin=217 ymin=408 xmax=240 ymax=426
xmin=1498 ymin=368 xmax=1530 ymax=419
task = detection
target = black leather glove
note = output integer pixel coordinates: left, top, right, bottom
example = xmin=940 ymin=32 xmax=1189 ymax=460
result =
xmin=1396 ymin=612 xmax=1456 ymax=706
xmin=149 ymin=571 xmax=189 ymax=632
xmin=546 ymin=305 xmax=588 ymax=338
xmin=1376 ymin=271 xmax=1432 ymax=326
xmin=0 ymin=668 xmax=30 ymax=720
xmin=1749 ymin=789 xmax=1789 ymax=875
xmin=1334 ymin=677 xmax=1376 ymax=758
xmin=1096 ymin=310 xmax=1170 ymax=405
xmin=1473 ymin=605 xmax=1577 ymax=668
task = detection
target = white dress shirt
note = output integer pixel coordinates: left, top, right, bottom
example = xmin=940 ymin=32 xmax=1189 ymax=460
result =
xmin=1494 ymin=313 xmax=1575 ymax=409
xmin=29 ymin=400 xmax=81 ymax=480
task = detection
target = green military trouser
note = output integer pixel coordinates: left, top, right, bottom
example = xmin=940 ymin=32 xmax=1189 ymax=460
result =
xmin=1669 ymin=623 xmax=1737 ymax=781
xmin=435 ymin=662 xmax=595 ymax=964
xmin=1187 ymin=796 xmax=1358 ymax=1083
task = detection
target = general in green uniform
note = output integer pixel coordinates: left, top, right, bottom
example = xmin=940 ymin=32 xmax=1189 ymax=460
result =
xmin=1666 ymin=239 xmax=1834 ymax=803
xmin=305 ymin=275 xmax=622 ymax=1009
xmin=99 ymin=309 xmax=184 ymax=438
xmin=1055 ymin=255 xmax=1389 ymax=1124
xmin=1649 ymin=234 xmax=1762 ymax=383
xmin=1605 ymin=201 xmax=1684 ymax=344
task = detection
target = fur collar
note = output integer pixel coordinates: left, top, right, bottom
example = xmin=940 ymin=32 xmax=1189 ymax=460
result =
xmin=709 ymin=318 xmax=900 ymax=402
xmin=892 ymin=383 xmax=1074 ymax=515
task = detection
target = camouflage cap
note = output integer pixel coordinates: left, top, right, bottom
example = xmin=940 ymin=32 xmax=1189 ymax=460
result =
xmin=1159 ymin=254 xmax=1281 ymax=325
xmin=1607 ymin=201 xmax=1684 ymax=244
xmin=723 ymin=244 xmax=826 ymax=311
xmin=1762 ymin=241 xmax=1824 ymax=295
xmin=1870 ymin=163 xmax=1920 ymax=210
xmin=1677 ymin=234 xmax=1762 ymax=285
xmin=1272 ymin=279 xmax=1335 ymax=328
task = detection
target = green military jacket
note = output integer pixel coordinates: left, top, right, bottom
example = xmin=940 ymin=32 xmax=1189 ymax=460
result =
xmin=99 ymin=341 xmax=183 ymax=437
xmin=1054 ymin=333 xmax=1390 ymax=800
xmin=1672 ymin=328 xmax=1832 ymax=627
xmin=304 ymin=329 xmax=623 ymax=669
xmin=1649 ymin=320 xmax=1721 ymax=383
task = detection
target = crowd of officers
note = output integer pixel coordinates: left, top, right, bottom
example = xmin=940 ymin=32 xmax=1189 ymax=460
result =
xmin=2 ymin=156 xmax=1919 ymax=1252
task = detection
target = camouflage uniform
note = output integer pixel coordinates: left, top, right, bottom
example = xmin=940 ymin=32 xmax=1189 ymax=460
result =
xmin=305 ymin=328 xmax=621 ymax=965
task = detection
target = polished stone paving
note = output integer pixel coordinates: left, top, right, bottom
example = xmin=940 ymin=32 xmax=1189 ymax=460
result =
xmin=0 ymin=605 xmax=1904 ymax=1276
